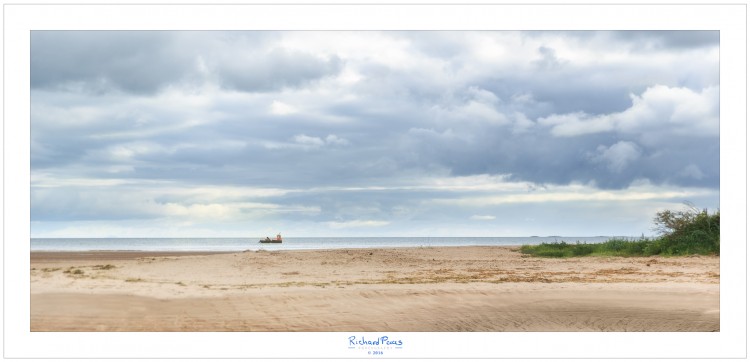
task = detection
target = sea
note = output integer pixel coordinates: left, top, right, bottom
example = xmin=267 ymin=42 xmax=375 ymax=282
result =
xmin=30 ymin=236 xmax=627 ymax=252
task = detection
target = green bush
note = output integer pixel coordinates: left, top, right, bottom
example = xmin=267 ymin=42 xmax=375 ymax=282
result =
xmin=521 ymin=204 xmax=719 ymax=257
xmin=653 ymin=205 xmax=719 ymax=256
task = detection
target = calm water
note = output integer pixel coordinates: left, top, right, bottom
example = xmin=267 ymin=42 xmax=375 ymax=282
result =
xmin=30 ymin=236 xmax=626 ymax=252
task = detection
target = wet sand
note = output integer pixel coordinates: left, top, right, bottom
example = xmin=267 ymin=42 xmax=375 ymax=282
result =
xmin=30 ymin=246 xmax=719 ymax=331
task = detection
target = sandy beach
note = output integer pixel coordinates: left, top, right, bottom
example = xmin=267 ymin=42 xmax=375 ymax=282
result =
xmin=30 ymin=246 xmax=719 ymax=332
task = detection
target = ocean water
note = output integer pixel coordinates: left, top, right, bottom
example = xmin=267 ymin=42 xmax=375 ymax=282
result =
xmin=30 ymin=236 xmax=625 ymax=252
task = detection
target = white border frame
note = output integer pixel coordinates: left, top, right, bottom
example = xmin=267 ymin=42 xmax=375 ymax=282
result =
xmin=3 ymin=3 xmax=746 ymax=359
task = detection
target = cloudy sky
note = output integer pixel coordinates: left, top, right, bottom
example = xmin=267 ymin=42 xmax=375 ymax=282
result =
xmin=30 ymin=31 xmax=719 ymax=238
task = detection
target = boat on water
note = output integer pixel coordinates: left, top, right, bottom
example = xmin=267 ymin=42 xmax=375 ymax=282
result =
xmin=259 ymin=233 xmax=283 ymax=243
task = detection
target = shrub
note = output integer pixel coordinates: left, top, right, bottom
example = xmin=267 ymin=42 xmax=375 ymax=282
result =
xmin=653 ymin=204 xmax=719 ymax=256
xmin=521 ymin=203 xmax=719 ymax=257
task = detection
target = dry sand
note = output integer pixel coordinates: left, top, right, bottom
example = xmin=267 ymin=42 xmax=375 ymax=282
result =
xmin=30 ymin=246 xmax=719 ymax=331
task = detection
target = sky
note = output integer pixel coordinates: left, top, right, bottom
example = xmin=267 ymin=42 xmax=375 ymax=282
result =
xmin=30 ymin=31 xmax=720 ymax=238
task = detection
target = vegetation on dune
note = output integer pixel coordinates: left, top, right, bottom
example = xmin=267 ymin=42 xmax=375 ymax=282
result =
xmin=520 ymin=204 xmax=720 ymax=257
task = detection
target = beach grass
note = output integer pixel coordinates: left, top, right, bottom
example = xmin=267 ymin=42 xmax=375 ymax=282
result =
xmin=520 ymin=236 xmax=718 ymax=258
xmin=520 ymin=239 xmax=648 ymax=257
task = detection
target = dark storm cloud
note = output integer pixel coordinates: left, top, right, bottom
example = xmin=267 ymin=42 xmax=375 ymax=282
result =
xmin=399 ymin=123 xmax=719 ymax=189
xmin=31 ymin=31 xmax=193 ymax=94
xmin=31 ymin=31 xmax=343 ymax=94
xmin=475 ymin=74 xmax=635 ymax=117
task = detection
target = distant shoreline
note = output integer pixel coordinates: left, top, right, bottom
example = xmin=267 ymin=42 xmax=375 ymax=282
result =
xmin=30 ymin=245 xmax=518 ymax=256
xmin=30 ymin=236 xmax=636 ymax=253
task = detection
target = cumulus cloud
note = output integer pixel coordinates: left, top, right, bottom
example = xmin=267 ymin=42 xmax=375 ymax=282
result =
xmin=292 ymin=134 xmax=326 ymax=147
xmin=533 ymin=46 xmax=567 ymax=70
xmin=325 ymin=134 xmax=350 ymax=146
xmin=538 ymin=111 xmax=613 ymax=136
xmin=539 ymin=85 xmax=718 ymax=139
xmin=618 ymin=85 xmax=719 ymax=138
xmin=589 ymin=141 xmax=642 ymax=173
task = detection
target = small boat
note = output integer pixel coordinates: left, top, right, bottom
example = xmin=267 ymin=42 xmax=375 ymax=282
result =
xmin=259 ymin=233 xmax=283 ymax=243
